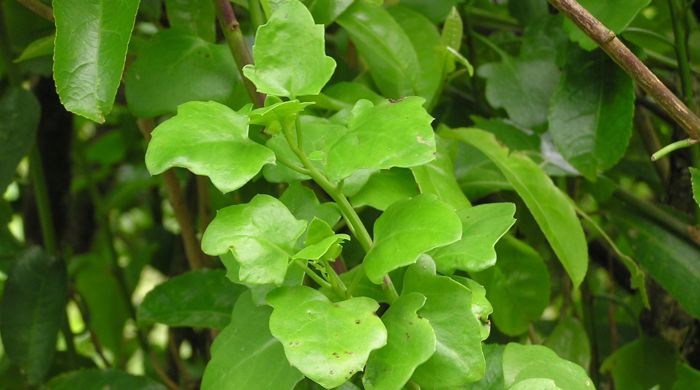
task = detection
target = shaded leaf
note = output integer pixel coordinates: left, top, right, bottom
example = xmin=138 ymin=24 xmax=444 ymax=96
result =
xmin=138 ymin=269 xmax=244 ymax=329
xmin=243 ymin=0 xmax=336 ymax=97
xmin=411 ymin=135 xmax=471 ymax=210
xmin=0 ymin=88 xmax=40 ymax=192
xmin=201 ymin=195 xmax=307 ymax=285
xmin=691 ymin=167 xmax=700 ymax=208
xmin=309 ymin=0 xmax=354 ymax=24
xmin=201 ymin=292 xmax=303 ymax=390
xmin=364 ymin=195 xmax=462 ymax=284
xmin=279 ymin=182 xmax=341 ymax=227
xmin=351 ymin=168 xmax=419 ymax=211
xmin=402 ymin=256 xmax=485 ymax=387
xmin=544 ymin=317 xmax=591 ymax=371
xmin=165 ymin=0 xmax=215 ymax=42
xmin=447 ymin=128 xmax=588 ymax=288
xmin=601 ymin=338 xmax=677 ymax=390
xmin=145 ymin=101 xmax=275 ymax=193
xmin=363 ymin=293 xmax=436 ymax=390
xmin=503 ymin=343 xmax=594 ymax=390
xmin=431 ymin=203 xmax=515 ymax=274
xmin=267 ymin=286 xmax=387 ymax=389
xmin=564 ymin=0 xmax=651 ymax=50
xmin=400 ymin=0 xmax=464 ymax=22
xmin=47 ymin=369 xmax=166 ymax=390
xmin=53 ymin=0 xmax=139 ymax=122
xmin=472 ymin=344 xmax=506 ymax=390
xmin=14 ymin=34 xmax=53 ymax=63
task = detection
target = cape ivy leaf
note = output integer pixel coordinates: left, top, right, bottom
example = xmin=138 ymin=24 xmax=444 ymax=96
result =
xmin=201 ymin=195 xmax=306 ymax=285
xmin=363 ymin=293 xmax=436 ymax=390
xmin=351 ymin=168 xmax=420 ymax=211
xmin=243 ymin=0 xmax=336 ymax=97
xmin=279 ymin=182 xmax=341 ymax=227
xmin=267 ymin=286 xmax=387 ymax=389
xmin=326 ymin=97 xmax=436 ymax=182
xmin=454 ymin=277 xmax=493 ymax=341
xmin=411 ymin=135 xmax=471 ymax=210
xmin=431 ymin=203 xmax=516 ymax=274
xmin=294 ymin=218 xmax=350 ymax=261
xmin=402 ymin=256 xmax=485 ymax=387
xmin=250 ymin=99 xmax=315 ymax=134
xmin=503 ymin=343 xmax=594 ymax=390
xmin=563 ymin=0 xmax=651 ymax=50
xmin=145 ymin=101 xmax=275 ymax=193
xmin=364 ymin=194 xmax=462 ymax=284
xmin=510 ymin=378 xmax=562 ymax=390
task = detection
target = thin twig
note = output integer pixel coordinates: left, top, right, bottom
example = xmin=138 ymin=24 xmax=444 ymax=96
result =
xmin=549 ymin=0 xmax=700 ymax=140
xmin=651 ymin=138 xmax=698 ymax=161
xmin=18 ymin=0 xmax=54 ymax=22
xmin=138 ymin=119 xmax=212 ymax=270
xmin=634 ymin=106 xmax=671 ymax=183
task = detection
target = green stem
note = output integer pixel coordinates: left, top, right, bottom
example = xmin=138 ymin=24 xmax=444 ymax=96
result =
xmin=651 ymin=138 xmax=698 ymax=161
xmin=463 ymin=6 xmax=520 ymax=30
xmin=247 ymin=0 xmax=265 ymax=29
xmin=323 ymin=260 xmax=349 ymax=299
xmin=293 ymin=259 xmax=332 ymax=289
xmin=668 ymin=0 xmax=695 ymax=107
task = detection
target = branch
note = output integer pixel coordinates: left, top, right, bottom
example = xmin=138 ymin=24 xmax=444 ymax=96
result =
xmin=18 ymin=0 xmax=54 ymax=22
xmin=214 ymin=0 xmax=265 ymax=107
xmin=549 ymin=0 xmax=700 ymax=140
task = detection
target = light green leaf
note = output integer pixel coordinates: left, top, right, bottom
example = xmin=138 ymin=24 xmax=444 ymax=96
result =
xmin=363 ymin=293 xmax=436 ymax=390
xmin=309 ymin=0 xmax=354 ymax=24
xmin=441 ymin=7 xmax=471 ymax=74
xmin=145 ymin=101 xmax=275 ymax=193
xmin=364 ymin=195 xmax=462 ymax=284
xmin=601 ymin=338 xmax=677 ymax=390
xmin=201 ymin=292 xmax=303 ymax=390
xmin=472 ymin=344 xmax=506 ymax=390
xmin=125 ymin=30 xmax=249 ymax=118
xmin=351 ymin=168 xmax=419 ymax=211
xmin=0 ymin=88 xmax=40 ymax=192
xmin=402 ymin=256 xmax=485 ymax=387
xmin=137 ymin=269 xmax=244 ymax=329
xmin=0 ymin=248 xmax=67 ymax=384
xmin=564 ymin=0 xmax=651 ymax=50
xmin=165 ymin=0 xmax=216 ymax=42
xmin=472 ymin=237 xmax=550 ymax=336
xmin=674 ymin=363 xmax=700 ymax=390
xmin=549 ymin=49 xmax=634 ymax=179
xmin=691 ymin=168 xmax=700 ymax=208
xmin=447 ymin=128 xmax=589 ymax=288
xmin=431 ymin=203 xmax=515 ymax=274
xmin=279 ymin=182 xmax=341 ymax=227
xmin=326 ymin=97 xmax=435 ymax=181
xmin=47 ymin=369 xmax=166 ymax=390
xmin=453 ymin=277 xmax=493 ymax=340
xmin=294 ymin=218 xmax=349 ymax=261
xmin=336 ymin=1 xmax=421 ymax=98
xmin=544 ymin=317 xmax=591 ymax=371
xmin=243 ymin=0 xmax=336 ymax=97
xmin=509 ymin=378 xmax=561 ymax=390
xmin=503 ymin=343 xmax=594 ymax=390
xmin=267 ymin=286 xmax=387 ymax=389
xmin=53 ymin=0 xmax=139 ymax=122
xmin=250 ymin=99 xmax=314 ymax=133
xmin=14 ymin=34 xmax=54 ymax=63
xmin=201 ymin=195 xmax=307 ymax=285
xmin=411 ymin=135 xmax=471 ymax=210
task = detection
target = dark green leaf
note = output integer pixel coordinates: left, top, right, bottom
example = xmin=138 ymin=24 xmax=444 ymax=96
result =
xmin=508 ymin=0 xmax=548 ymax=25
xmin=53 ymin=0 xmax=139 ymax=122
xmin=0 ymin=248 xmax=67 ymax=384
xmin=202 ymin=195 xmax=307 ymax=285
xmin=165 ymin=0 xmax=216 ymax=42
xmin=364 ymin=195 xmax=462 ymax=284
xmin=674 ymin=363 xmax=700 ymax=390
xmin=138 ymin=269 xmax=244 ymax=329
xmin=691 ymin=167 xmax=700 ymax=208
xmin=472 ymin=344 xmax=506 ymax=390
xmin=201 ymin=292 xmax=303 ymax=390
xmin=544 ymin=317 xmax=591 ymax=371
xmin=400 ymin=0 xmax=464 ymax=22
xmin=0 ymin=87 xmax=40 ymax=192
xmin=564 ymin=0 xmax=651 ymax=50
xmin=267 ymin=286 xmax=387 ymax=389
xmin=402 ymin=256 xmax=485 ymax=387
xmin=125 ymin=30 xmax=249 ymax=118
xmin=601 ymin=338 xmax=677 ymax=390
xmin=14 ymin=34 xmax=53 ymax=63
xmin=243 ymin=0 xmax=336 ymax=97
xmin=309 ymin=0 xmax=354 ymax=24
xmin=431 ymin=203 xmax=515 ymax=273
xmin=472 ymin=237 xmax=550 ymax=336
xmin=47 ymin=369 xmax=165 ymax=390
xmin=447 ymin=128 xmax=588 ymax=288
xmin=503 ymin=343 xmax=594 ymax=390
xmin=145 ymin=101 xmax=275 ymax=193
xmin=363 ymin=293 xmax=436 ymax=390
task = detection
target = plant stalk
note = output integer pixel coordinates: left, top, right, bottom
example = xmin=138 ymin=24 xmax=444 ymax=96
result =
xmin=548 ymin=0 xmax=700 ymax=140
xmin=667 ymin=0 xmax=695 ymax=107
xmin=18 ymin=0 xmax=54 ymax=22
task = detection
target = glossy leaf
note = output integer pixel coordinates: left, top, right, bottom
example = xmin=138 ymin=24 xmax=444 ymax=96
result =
xmin=441 ymin=7 xmax=464 ymax=74
xmin=472 ymin=344 xmax=506 ymax=390
xmin=201 ymin=292 xmax=303 ymax=390
xmin=201 ymin=195 xmax=307 ymax=285
xmin=125 ymin=30 xmax=249 ymax=118
xmin=411 ymin=135 xmax=471 ymax=210
xmin=336 ymin=1 xmax=421 ymax=98
xmin=165 ymin=0 xmax=215 ymax=42
xmin=309 ymin=0 xmax=354 ymax=24
xmin=0 ymin=248 xmax=67 ymax=384
xmin=364 ymin=195 xmax=462 ymax=284
xmin=454 ymin=277 xmax=493 ymax=340
xmin=53 ymin=0 xmax=139 ymax=122
xmin=564 ymin=0 xmax=651 ymax=50
xmin=249 ymin=99 xmax=314 ymax=133
xmin=47 ymin=369 xmax=166 ymax=390
xmin=544 ymin=317 xmax=591 ymax=371
xmin=145 ymin=101 xmax=275 ymax=193
xmin=503 ymin=343 xmax=594 ymax=390
xmin=472 ymin=237 xmax=550 ymax=336
xmin=363 ymin=293 xmax=436 ymax=390
xmin=279 ymin=182 xmax=341 ymax=227
xmin=138 ymin=269 xmax=244 ymax=329
xmin=351 ymin=168 xmax=419 ymax=211
xmin=549 ymin=49 xmax=634 ymax=179
xmin=402 ymin=256 xmax=485 ymax=387
xmin=431 ymin=203 xmax=516 ymax=274
xmin=510 ymin=378 xmax=561 ymax=390
xmin=294 ymin=218 xmax=349 ymax=261
xmin=243 ymin=0 xmax=336 ymax=97
xmin=691 ymin=167 xmax=700 ymax=208
xmin=447 ymin=128 xmax=588 ymax=288
xmin=601 ymin=338 xmax=677 ymax=390
xmin=611 ymin=209 xmax=700 ymax=318
xmin=267 ymin=286 xmax=387 ymax=389
xmin=326 ymin=97 xmax=435 ymax=181
xmin=0 ymin=87 xmax=40 ymax=192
